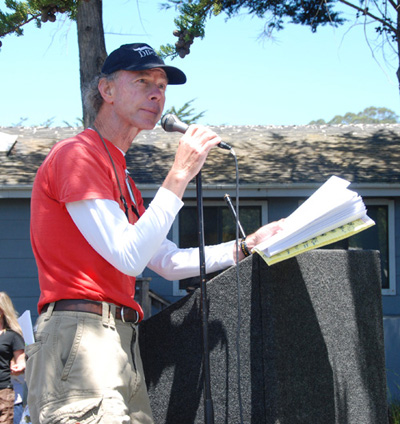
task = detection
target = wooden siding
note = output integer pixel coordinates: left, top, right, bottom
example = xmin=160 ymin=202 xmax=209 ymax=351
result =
xmin=0 ymin=198 xmax=40 ymax=322
xmin=383 ymin=198 xmax=400 ymax=315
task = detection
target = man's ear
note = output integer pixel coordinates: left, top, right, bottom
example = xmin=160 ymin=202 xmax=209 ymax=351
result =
xmin=98 ymin=77 xmax=115 ymax=105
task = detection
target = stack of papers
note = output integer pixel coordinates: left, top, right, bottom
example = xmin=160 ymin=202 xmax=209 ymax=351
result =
xmin=253 ymin=176 xmax=375 ymax=265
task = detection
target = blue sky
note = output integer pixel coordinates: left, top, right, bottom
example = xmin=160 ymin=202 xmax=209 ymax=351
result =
xmin=1 ymin=0 xmax=399 ymax=127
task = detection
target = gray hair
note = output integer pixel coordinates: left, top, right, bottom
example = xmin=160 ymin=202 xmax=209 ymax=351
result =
xmin=83 ymin=72 xmax=119 ymax=118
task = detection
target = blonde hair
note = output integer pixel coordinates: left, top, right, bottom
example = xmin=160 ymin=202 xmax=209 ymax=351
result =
xmin=0 ymin=292 xmax=23 ymax=337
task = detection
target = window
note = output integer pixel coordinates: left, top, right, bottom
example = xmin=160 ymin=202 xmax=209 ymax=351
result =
xmin=177 ymin=203 xmax=263 ymax=292
xmin=321 ymin=199 xmax=395 ymax=295
xmin=171 ymin=197 xmax=395 ymax=296
xmin=179 ymin=205 xmax=262 ymax=246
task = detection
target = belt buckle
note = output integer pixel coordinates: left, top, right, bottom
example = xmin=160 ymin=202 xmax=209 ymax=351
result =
xmin=120 ymin=306 xmax=126 ymax=323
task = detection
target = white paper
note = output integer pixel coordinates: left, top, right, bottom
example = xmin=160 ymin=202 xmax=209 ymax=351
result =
xmin=255 ymin=176 xmax=371 ymax=257
xmin=17 ymin=310 xmax=34 ymax=345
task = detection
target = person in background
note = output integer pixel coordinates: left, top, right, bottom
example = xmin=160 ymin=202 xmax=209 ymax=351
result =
xmin=27 ymin=43 xmax=283 ymax=423
xmin=10 ymin=375 xmax=24 ymax=424
xmin=0 ymin=292 xmax=25 ymax=424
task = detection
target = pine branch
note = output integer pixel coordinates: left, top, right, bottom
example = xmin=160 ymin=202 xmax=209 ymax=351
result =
xmin=0 ymin=13 xmax=40 ymax=37
xmin=338 ymin=0 xmax=397 ymax=34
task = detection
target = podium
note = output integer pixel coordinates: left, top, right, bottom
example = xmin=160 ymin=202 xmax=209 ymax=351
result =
xmin=139 ymin=250 xmax=388 ymax=423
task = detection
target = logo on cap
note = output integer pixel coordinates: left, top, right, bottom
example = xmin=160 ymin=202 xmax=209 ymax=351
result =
xmin=134 ymin=46 xmax=157 ymax=58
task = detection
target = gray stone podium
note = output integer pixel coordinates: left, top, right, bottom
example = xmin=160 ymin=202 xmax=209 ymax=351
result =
xmin=139 ymin=250 xmax=388 ymax=424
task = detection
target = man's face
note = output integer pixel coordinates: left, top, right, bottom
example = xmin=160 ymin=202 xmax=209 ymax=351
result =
xmin=109 ymin=68 xmax=168 ymax=130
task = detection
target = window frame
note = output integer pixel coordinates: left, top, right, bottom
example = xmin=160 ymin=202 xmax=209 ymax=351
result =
xmin=170 ymin=199 xmax=269 ymax=297
xmin=364 ymin=198 xmax=396 ymax=296
xmin=169 ymin=196 xmax=395 ymax=297
xmin=295 ymin=196 xmax=395 ymax=296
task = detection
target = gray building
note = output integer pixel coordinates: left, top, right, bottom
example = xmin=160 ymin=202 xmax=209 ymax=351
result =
xmin=1 ymin=123 xmax=400 ymax=400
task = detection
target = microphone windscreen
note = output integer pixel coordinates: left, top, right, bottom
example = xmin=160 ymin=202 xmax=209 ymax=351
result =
xmin=161 ymin=114 xmax=188 ymax=134
xmin=161 ymin=114 xmax=232 ymax=150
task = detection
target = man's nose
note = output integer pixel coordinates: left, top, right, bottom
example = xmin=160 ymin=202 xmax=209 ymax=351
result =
xmin=148 ymin=84 xmax=164 ymax=101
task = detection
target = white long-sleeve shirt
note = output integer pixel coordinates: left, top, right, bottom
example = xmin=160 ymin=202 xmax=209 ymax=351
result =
xmin=66 ymin=187 xmax=236 ymax=281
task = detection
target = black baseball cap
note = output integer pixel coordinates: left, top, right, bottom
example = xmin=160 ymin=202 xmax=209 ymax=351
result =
xmin=101 ymin=43 xmax=186 ymax=85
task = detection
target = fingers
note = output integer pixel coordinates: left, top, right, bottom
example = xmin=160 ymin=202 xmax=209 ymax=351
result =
xmin=261 ymin=220 xmax=285 ymax=239
xmin=175 ymin=124 xmax=222 ymax=177
xmin=10 ymin=364 xmax=25 ymax=375
xmin=162 ymin=125 xmax=223 ymax=198
xmin=234 ymin=220 xmax=285 ymax=263
xmin=245 ymin=220 xmax=285 ymax=251
xmin=267 ymin=219 xmax=285 ymax=234
xmin=180 ymin=124 xmax=222 ymax=151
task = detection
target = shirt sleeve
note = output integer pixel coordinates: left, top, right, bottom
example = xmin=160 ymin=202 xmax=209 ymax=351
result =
xmin=66 ymin=187 xmax=182 ymax=276
xmin=147 ymin=238 xmax=236 ymax=280
xmin=12 ymin=333 xmax=25 ymax=352
xmin=66 ymin=188 xmax=236 ymax=279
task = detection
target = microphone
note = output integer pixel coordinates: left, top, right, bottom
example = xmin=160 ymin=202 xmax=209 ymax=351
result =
xmin=161 ymin=114 xmax=232 ymax=151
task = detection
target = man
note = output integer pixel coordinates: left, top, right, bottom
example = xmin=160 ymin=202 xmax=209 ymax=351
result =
xmin=26 ymin=43 xmax=282 ymax=423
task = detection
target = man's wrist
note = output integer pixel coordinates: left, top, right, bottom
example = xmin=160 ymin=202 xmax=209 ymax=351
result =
xmin=240 ymin=237 xmax=252 ymax=257
xmin=162 ymin=170 xmax=189 ymax=199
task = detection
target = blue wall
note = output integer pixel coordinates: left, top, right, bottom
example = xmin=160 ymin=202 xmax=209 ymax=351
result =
xmin=1 ymin=196 xmax=399 ymax=401
xmin=0 ymin=198 xmax=40 ymax=323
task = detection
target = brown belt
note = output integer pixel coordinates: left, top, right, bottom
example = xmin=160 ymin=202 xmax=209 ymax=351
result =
xmin=41 ymin=299 xmax=140 ymax=324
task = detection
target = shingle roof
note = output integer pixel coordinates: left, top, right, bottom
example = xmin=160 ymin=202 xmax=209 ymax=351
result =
xmin=1 ymin=124 xmax=399 ymax=188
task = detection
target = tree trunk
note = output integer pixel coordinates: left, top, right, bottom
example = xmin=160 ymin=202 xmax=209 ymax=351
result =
xmin=76 ymin=0 xmax=107 ymax=128
xmin=397 ymin=8 xmax=400 ymax=96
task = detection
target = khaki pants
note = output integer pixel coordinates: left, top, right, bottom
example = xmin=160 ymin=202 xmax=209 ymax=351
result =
xmin=25 ymin=303 xmax=154 ymax=424
xmin=0 ymin=388 xmax=14 ymax=424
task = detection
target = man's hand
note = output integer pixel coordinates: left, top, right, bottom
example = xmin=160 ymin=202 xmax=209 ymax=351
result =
xmin=234 ymin=219 xmax=285 ymax=262
xmin=162 ymin=125 xmax=222 ymax=199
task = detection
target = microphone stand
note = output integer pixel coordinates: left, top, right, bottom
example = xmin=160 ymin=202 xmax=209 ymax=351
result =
xmin=196 ymin=171 xmax=214 ymax=424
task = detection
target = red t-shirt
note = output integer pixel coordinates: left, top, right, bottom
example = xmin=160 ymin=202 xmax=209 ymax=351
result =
xmin=30 ymin=129 xmax=146 ymax=319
